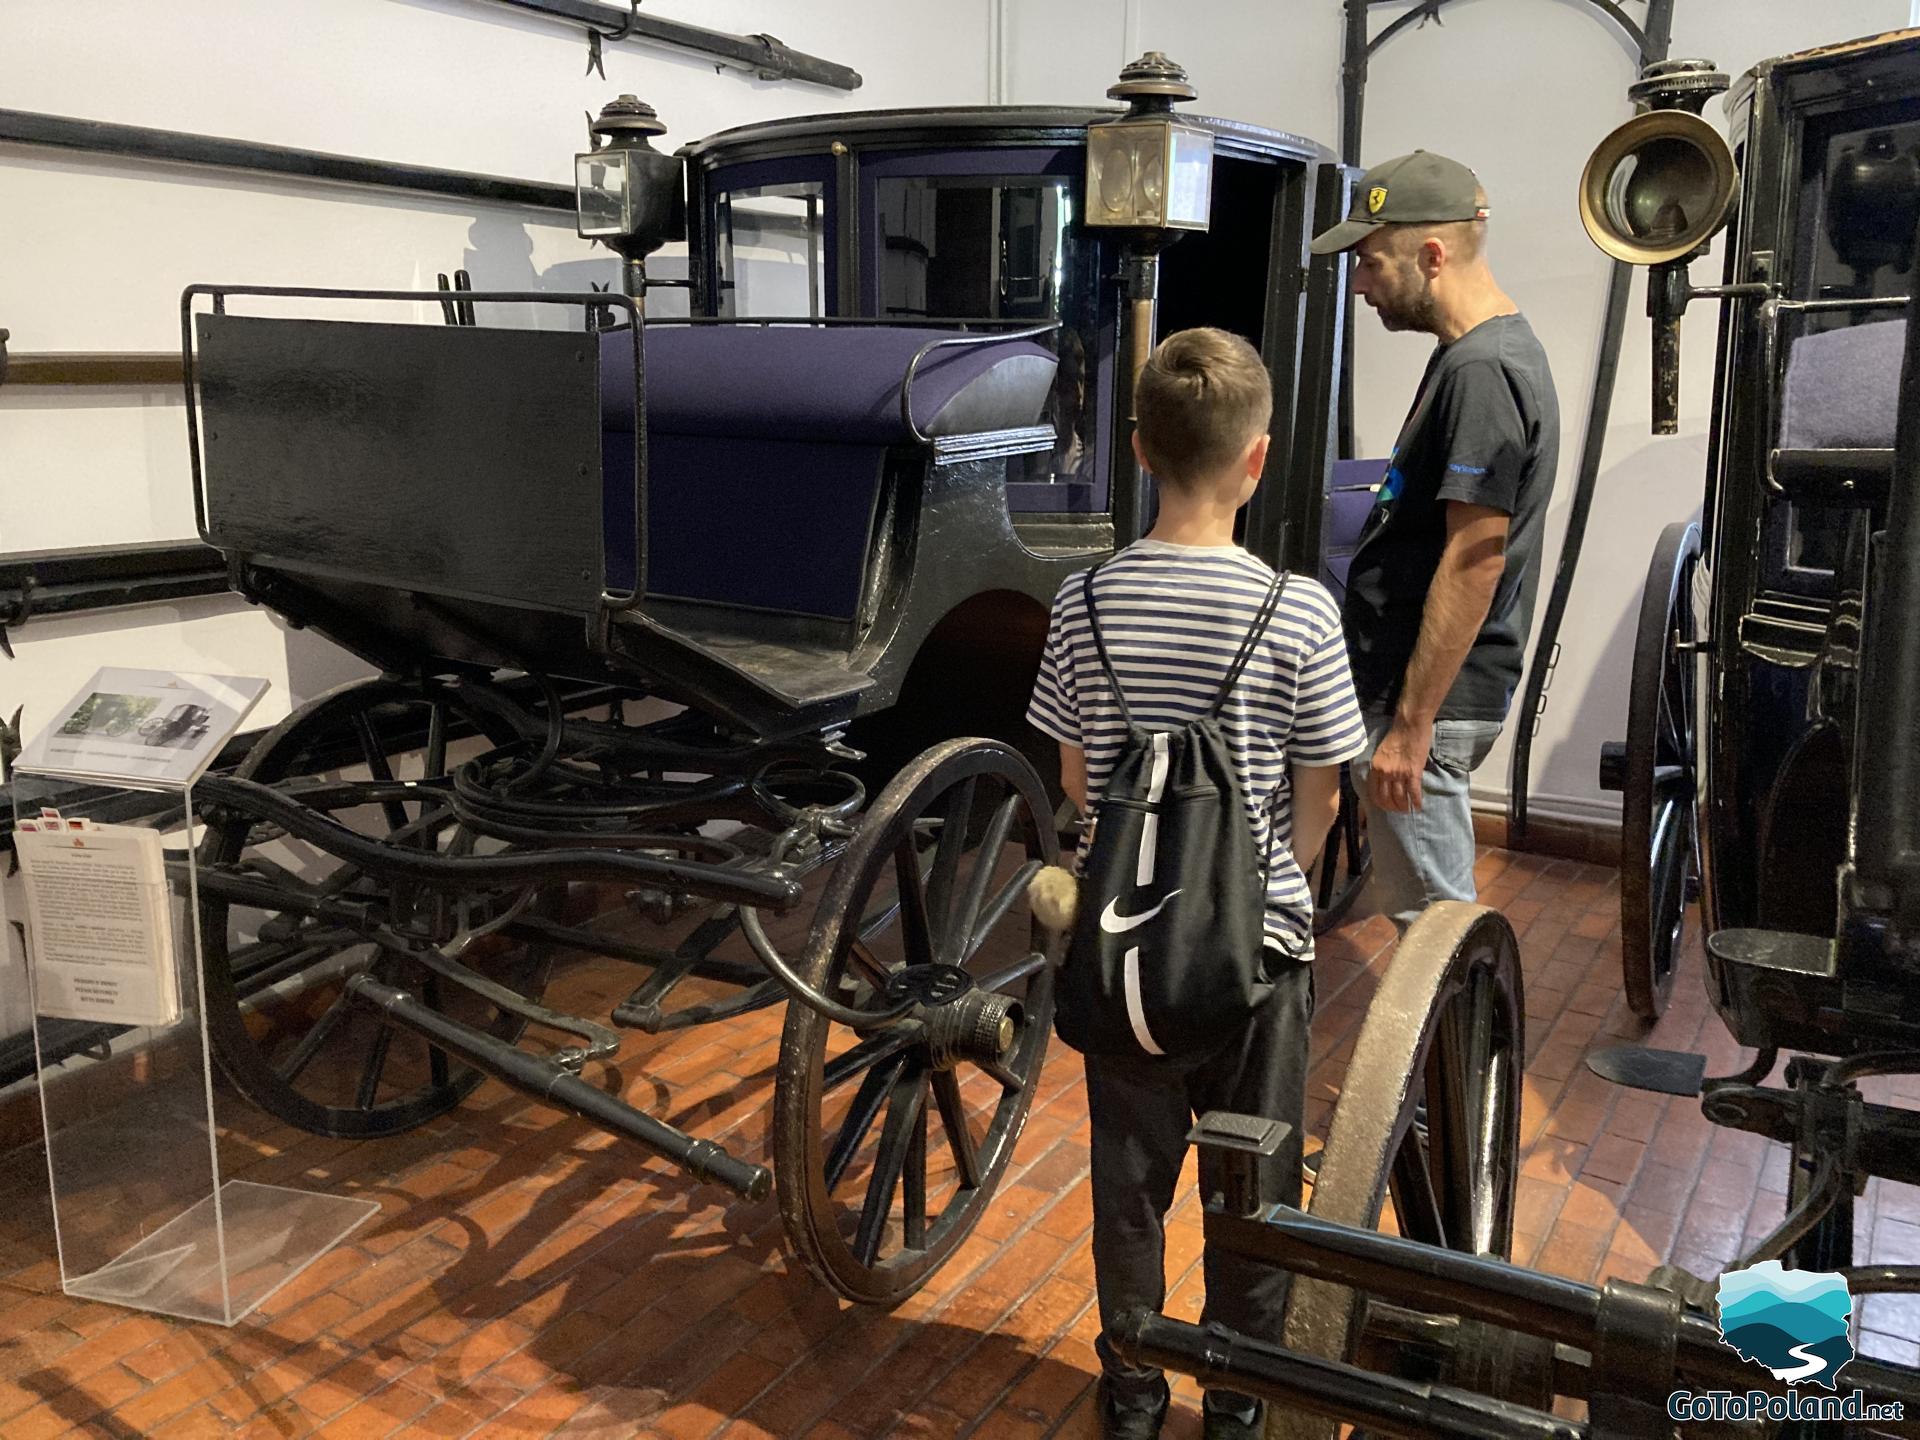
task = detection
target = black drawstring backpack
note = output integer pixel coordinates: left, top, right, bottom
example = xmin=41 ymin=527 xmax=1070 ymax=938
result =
xmin=1055 ymin=564 xmax=1290 ymax=1061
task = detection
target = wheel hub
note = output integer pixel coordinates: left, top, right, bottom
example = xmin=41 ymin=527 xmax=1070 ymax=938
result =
xmin=919 ymin=987 xmax=1023 ymax=1070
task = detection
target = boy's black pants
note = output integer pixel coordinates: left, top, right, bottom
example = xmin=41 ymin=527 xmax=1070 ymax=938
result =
xmin=1085 ymin=959 xmax=1313 ymax=1414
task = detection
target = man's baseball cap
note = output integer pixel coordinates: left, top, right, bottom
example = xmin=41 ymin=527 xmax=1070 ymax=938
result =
xmin=1309 ymin=150 xmax=1489 ymax=255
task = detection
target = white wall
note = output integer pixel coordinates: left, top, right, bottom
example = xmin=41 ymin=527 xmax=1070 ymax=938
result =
xmin=1006 ymin=0 xmax=1910 ymax=825
xmin=0 ymin=0 xmax=990 ymax=739
xmin=2 ymin=0 xmax=1911 ymax=823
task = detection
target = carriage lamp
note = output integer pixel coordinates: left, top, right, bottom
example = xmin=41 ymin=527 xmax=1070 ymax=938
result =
xmin=1579 ymin=60 xmax=1746 ymax=434
xmin=1085 ymin=53 xmax=1216 ymax=539
xmin=577 ymin=95 xmax=685 ymax=302
xmin=1084 ymin=53 xmax=1214 ymax=233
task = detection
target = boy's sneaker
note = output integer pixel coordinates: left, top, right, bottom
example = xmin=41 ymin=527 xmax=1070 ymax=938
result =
xmin=1202 ymin=1398 xmax=1265 ymax=1440
xmin=1098 ymin=1377 xmax=1169 ymax=1439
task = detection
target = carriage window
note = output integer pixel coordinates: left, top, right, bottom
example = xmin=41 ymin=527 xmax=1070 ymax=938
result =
xmin=876 ymin=175 xmax=1099 ymax=489
xmin=717 ymin=182 xmax=826 ymax=318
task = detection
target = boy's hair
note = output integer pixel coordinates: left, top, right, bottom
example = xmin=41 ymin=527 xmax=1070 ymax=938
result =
xmin=1133 ymin=327 xmax=1274 ymax=490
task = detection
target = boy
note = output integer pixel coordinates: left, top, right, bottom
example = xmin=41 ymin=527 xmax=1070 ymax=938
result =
xmin=1026 ymin=327 xmax=1368 ymax=1439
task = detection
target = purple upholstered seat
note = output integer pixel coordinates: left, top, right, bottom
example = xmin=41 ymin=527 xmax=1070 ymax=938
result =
xmin=1779 ymin=318 xmax=1905 ymax=451
xmin=598 ymin=325 xmax=1057 ymax=616
xmin=599 ymin=325 xmax=1057 ymax=441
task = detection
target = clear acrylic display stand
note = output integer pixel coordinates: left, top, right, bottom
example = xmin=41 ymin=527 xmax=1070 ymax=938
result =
xmin=11 ymin=771 xmax=377 ymax=1325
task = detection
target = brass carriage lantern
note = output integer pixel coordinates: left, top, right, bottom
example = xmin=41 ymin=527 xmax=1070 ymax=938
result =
xmin=1084 ymin=52 xmax=1215 ymax=233
xmin=1084 ymin=53 xmax=1215 ymax=539
xmin=576 ymin=95 xmax=685 ymax=304
xmin=1085 ymin=55 xmax=1215 ymax=416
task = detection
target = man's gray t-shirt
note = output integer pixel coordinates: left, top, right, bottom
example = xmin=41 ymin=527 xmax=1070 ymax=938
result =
xmin=1342 ymin=313 xmax=1559 ymax=721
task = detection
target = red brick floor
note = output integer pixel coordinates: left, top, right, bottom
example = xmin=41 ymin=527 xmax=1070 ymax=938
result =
xmin=1 ymin=846 xmax=1917 ymax=1436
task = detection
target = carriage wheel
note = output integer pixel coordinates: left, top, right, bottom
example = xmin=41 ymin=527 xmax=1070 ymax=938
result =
xmin=1311 ymin=766 xmax=1370 ymax=935
xmin=1270 ymin=902 xmax=1523 ymax=1440
xmin=200 ymin=677 xmax=557 ymax=1139
xmin=774 ymin=738 xmax=1057 ymax=1305
xmin=1616 ymin=521 xmax=1701 ymax=1022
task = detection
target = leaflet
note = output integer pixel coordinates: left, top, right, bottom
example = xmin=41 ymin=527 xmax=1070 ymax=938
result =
xmin=16 ymin=821 xmax=180 ymax=1028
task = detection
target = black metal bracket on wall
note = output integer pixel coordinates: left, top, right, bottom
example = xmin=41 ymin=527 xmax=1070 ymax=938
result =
xmin=0 ymin=107 xmax=580 ymax=636
xmin=1336 ymin=0 xmax=1676 ymax=846
xmin=0 ymin=544 xmax=232 ymax=655
xmin=472 ymin=0 xmax=861 ymax=91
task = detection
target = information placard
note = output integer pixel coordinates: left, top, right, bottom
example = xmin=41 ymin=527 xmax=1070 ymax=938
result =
xmin=13 ymin=668 xmax=268 ymax=788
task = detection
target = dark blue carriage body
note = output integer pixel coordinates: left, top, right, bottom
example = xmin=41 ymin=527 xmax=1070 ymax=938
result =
xmin=187 ymin=105 xmax=1349 ymax=748
xmin=1683 ymin=34 xmax=1920 ymax=1051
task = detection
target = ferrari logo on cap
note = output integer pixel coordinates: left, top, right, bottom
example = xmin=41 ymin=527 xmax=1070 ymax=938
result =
xmin=1367 ymin=186 xmax=1387 ymax=215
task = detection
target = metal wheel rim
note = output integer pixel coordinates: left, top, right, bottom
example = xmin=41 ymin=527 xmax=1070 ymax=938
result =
xmin=773 ymin=737 xmax=1057 ymax=1305
xmin=199 ymin=676 xmax=551 ymax=1139
xmin=1621 ymin=520 xmax=1701 ymax=1022
xmin=1271 ymin=902 xmax=1524 ymax=1440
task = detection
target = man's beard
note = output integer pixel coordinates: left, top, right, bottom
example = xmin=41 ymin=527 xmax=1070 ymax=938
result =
xmin=1373 ymin=276 xmax=1440 ymax=335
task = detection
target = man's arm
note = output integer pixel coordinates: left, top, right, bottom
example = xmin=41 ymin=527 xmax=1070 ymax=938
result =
xmin=1368 ymin=500 xmax=1510 ymax=813
xmin=1289 ymin=761 xmax=1343 ymax=873
xmin=1059 ymin=742 xmax=1088 ymax=816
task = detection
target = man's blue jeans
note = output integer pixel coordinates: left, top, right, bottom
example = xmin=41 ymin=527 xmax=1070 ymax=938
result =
xmin=1354 ymin=711 xmax=1504 ymax=933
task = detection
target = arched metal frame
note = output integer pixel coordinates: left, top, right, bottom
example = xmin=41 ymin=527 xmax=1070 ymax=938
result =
xmin=1335 ymin=0 xmax=1677 ymax=844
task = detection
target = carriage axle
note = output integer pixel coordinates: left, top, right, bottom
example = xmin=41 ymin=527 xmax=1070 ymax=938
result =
xmin=346 ymin=974 xmax=773 ymax=1200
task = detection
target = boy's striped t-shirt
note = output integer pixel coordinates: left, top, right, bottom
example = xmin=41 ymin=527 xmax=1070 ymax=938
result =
xmin=1026 ymin=539 xmax=1369 ymax=958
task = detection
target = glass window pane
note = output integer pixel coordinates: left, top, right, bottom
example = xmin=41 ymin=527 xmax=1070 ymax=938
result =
xmin=876 ymin=175 xmax=1099 ymax=492
xmin=717 ymin=183 xmax=825 ymax=318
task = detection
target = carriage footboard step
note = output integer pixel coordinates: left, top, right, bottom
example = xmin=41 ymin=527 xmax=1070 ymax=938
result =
xmin=1583 ymin=1045 xmax=1707 ymax=1097
xmin=346 ymin=976 xmax=772 ymax=1200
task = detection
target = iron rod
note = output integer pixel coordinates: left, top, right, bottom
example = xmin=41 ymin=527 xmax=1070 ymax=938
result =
xmin=1208 ymin=1207 xmax=1920 ymax=1406
xmin=348 ymin=975 xmax=770 ymax=1198
xmin=1115 ymin=1312 xmax=1584 ymax=1440
xmin=476 ymin=0 xmax=859 ymax=89
xmin=0 ymin=108 xmax=572 ymax=211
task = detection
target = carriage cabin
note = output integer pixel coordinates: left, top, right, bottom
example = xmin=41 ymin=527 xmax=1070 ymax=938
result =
xmin=187 ymin=87 xmax=1350 ymax=767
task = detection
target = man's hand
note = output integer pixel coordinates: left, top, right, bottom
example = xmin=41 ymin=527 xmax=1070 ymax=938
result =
xmin=1368 ymin=716 xmax=1432 ymax=813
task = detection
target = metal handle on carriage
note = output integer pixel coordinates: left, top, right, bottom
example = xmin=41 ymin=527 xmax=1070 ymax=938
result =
xmin=347 ymin=975 xmax=771 ymax=1201
xmin=899 ymin=322 xmax=1062 ymax=444
xmin=193 ymin=774 xmax=803 ymax=910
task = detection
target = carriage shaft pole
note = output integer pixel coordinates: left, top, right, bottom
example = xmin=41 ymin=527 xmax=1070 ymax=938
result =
xmin=1113 ymin=1311 xmax=1584 ymax=1440
xmin=347 ymin=976 xmax=772 ymax=1200
xmin=1204 ymin=1207 xmax=1920 ymax=1408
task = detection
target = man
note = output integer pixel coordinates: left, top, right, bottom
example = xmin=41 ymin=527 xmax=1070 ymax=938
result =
xmin=1309 ymin=151 xmax=1559 ymax=932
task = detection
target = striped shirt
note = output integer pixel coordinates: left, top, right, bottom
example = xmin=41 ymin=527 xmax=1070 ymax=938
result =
xmin=1026 ymin=540 xmax=1369 ymax=957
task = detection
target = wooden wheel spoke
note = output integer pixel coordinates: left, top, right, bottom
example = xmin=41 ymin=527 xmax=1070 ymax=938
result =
xmin=973 ymin=950 xmax=1046 ymax=996
xmin=931 ymin=1069 xmax=983 ymax=1190
xmin=963 ymin=861 xmax=1043 ymax=964
xmin=351 ymin=713 xmax=412 ymax=836
xmin=233 ymin=937 xmax=358 ymax=1000
xmin=425 ymin=703 xmax=448 ymax=785
xmin=823 ymin=1027 xmax=921 ymax=1093
xmin=952 ymin=794 xmax=1019 ymax=965
xmin=845 ymin=939 xmax=895 ymax=991
xmin=355 ymin=1024 xmax=395 ymax=1110
xmin=276 ymin=991 xmax=355 ymax=1084
xmin=925 ymin=779 xmax=977 ymax=961
xmin=903 ymin=1101 xmax=929 ymax=1251
xmin=826 ymin=1054 xmax=907 ymax=1193
xmin=423 ymin=972 xmax=451 ymax=1088
xmin=853 ymin=1064 xmax=929 ymax=1267
xmin=893 ymin=839 xmax=937 ymax=969
xmin=1388 ymin=1122 xmax=1447 ymax=1248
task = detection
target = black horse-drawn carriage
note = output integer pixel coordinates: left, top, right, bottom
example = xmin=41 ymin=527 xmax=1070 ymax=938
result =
xmin=1108 ymin=29 xmax=1920 ymax=1440
xmin=175 ymin=57 xmax=1352 ymax=1305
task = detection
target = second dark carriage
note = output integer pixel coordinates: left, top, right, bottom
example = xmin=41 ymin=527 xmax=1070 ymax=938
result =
xmin=178 ymin=58 xmax=1353 ymax=1303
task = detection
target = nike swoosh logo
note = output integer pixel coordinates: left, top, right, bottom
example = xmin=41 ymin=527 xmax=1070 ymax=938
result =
xmin=1100 ymin=891 xmax=1182 ymax=934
